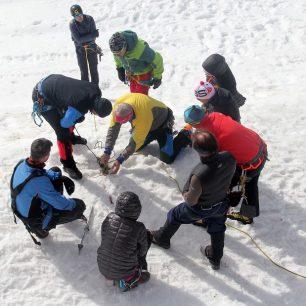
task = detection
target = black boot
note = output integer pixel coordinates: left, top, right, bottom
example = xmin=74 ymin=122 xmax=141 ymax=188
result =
xmin=71 ymin=134 xmax=87 ymax=145
xmin=151 ymin=220 xmax=180 ymax=249
xmin=31 ymin=228 xmax=49 ymax=239
xmin=63 ymin=165 xmax=83 ymax=180
xmin=201 ymin=232 xmax=225 ymax=270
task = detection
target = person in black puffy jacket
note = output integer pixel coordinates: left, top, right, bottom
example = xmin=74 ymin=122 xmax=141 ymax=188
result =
xmin=97 ymin=192 xmax=151 ymax=292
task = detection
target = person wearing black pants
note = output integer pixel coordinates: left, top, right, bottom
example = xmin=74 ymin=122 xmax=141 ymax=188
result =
xmin=10 ymin=138 xmax=86 ymax=241
xmin=230 ymin=156 xmax=267 ymax=220
xmin=151 ymin=131 xmax=236 ymax=270
xmin=69 ymin=4 xmax=100 ymax=85
xmin=32 ymin=74 xmax=112 ymax=179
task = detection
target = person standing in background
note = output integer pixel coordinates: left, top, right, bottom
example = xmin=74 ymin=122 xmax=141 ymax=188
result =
xmin=69 ymin=4 xmax=102 ymax=85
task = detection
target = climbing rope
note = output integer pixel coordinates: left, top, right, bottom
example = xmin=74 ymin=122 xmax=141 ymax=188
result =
xmin=73 ymin=127 xmax=116 ymax=175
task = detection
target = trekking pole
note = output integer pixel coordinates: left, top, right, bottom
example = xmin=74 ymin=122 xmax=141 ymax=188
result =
xmin=78 ymin=206 xmax=94 ymax=254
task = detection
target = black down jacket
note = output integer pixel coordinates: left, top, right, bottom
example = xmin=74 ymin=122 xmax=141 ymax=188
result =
xmin=206 ymin=88 xmax=240 ymax=122
xmin=97 ymin=192 xmax=148 ymax=280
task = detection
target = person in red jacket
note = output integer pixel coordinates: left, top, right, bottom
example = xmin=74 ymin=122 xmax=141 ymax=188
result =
xmin=184 ymin=106 xmax=268 ymax=224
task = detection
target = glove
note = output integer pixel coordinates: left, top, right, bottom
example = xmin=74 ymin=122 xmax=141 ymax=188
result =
xmin=75 ymin=115 xmax=85 ymax=124
xmin=117 ymin=67 xmax=126 ymax=82
xmin=71 ymin=198 xmax=86 ymax=213
xmin=94 ymin=29 xmax=99 ymax=38
xmin=62 ymin=176 xmax=75 ymax=195
xmin=152 ymin=78 xmax=162 ymax=89
xmin=46 ymin=169 xmax=62 ymax=181
xmin=96 ymin=45 xmax=103 ymax=55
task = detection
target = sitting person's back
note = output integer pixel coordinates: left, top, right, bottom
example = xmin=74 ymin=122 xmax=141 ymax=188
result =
xmin=97 ymin=191 xmax=151 ymax=292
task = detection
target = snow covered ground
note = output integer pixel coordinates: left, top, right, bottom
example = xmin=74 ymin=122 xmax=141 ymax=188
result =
xmin=1 ymin=0 xmax=306 ymax=305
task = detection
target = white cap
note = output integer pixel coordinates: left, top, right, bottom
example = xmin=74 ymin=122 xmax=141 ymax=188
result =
xmin=194 ymin=81 xmax=216 ymax=101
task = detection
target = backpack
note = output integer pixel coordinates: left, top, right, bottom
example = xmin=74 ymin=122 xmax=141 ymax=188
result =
xmin=10 ymin=160 xmax=44 ymax=245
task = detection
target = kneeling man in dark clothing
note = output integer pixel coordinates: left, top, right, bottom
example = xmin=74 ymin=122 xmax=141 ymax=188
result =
xmin=10 ymin=138 xmax=86 ymax=244
xmin=151 ymin=131 xmax=236 ymax=270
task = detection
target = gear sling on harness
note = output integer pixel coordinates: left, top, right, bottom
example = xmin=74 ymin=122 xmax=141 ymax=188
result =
xmin=10 ymin=160 xmax=44 ymax=245
xmin=32 ymin=77 xmax=53 ymax=127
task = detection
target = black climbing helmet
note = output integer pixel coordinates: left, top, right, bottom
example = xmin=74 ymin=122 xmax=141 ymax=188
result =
xmin=70 ymin=4 xmax=83 ymax=17
xmin=109 ymin=32 xmax=127 ymax=53
xmin=115 ymin=192 xmax=142 ymax=220
xmin=92 ymin=97 xmax=112 ymax=118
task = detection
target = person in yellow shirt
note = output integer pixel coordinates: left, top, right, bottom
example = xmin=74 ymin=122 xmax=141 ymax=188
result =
xmin=99 ymin=93 xmax=191 ymax=174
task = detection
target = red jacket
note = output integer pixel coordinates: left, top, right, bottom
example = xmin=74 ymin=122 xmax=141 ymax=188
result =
xmin=194 ymin=113 xmax=266 ymax=167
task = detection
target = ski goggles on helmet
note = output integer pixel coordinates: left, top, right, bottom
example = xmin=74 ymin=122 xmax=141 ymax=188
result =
xmin=112 ymin=45 xmax=127 ymax=57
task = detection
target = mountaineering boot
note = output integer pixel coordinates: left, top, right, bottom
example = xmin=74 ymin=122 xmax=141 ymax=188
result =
xmin=150 ymin=220 xmax=180 ymax=249
xmin=63 ymin=165 xmax=83 ymax=180
xmin=119 ymin=271 xmax=150 ymax=292
xmin=227 ymin=210 xmax=253 ymax=225
xmin=71 ymin=134 xmax=87 ymax=145
xmin=201 ymin=232 xmax=225 ymax=270
xmin=201 ymin=246 xmax=220 ymax=270
xmin=138 ymin=271 xmax=150 ymax=284
xmin=32 ymin=228 xmax=49 ymax=239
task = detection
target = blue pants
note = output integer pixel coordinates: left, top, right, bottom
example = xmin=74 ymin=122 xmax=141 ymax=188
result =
xmin=167 ymin=199 xmax=229 ymax=234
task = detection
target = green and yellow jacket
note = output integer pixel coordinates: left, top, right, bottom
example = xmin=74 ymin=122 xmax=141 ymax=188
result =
xmin=114 ymin=30 xmax=164 ymax=80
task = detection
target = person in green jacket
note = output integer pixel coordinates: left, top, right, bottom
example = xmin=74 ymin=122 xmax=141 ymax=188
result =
xmin=109 ymin=30 xmax=164 ymax=95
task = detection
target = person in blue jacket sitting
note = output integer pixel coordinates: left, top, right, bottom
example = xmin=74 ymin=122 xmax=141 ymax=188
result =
xmin=10 ymin=138 xmax=86 ymax=242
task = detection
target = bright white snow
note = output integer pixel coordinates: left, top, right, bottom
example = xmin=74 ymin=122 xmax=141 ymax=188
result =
xmin=1 ymin=0 xmax=306 ymax=305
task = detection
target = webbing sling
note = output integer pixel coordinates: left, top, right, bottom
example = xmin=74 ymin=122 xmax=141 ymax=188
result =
xmin=10 ymin=160 xmax=44 ymax=245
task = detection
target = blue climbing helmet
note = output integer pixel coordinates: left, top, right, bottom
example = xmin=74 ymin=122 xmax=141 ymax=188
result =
xmin=184 ymin=105 xmax=205 ymax=125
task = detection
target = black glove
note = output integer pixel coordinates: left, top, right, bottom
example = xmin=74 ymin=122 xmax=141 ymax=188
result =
xmin=75 ymin=115 xmax=85 ymax=124
xmin=152 ymin=78 xmax=162 ymax=89
xmin=94 ymin=29 xmax=99 ymax=38
xmin=72 ymin=198 xmax=86 ymax=214
xmin=62 ymin=176 xmax=75 ymax=195
xmin=117 ymin=67 xmax=126 ymax=82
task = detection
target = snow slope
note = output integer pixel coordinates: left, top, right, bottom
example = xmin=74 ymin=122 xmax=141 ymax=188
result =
xmin=1 ymin=0 xmax=306 ymax=305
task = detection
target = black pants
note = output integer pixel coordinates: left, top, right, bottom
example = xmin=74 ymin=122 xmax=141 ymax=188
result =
xmin=231 ymin=157 xmax=267 ymax=218
xmin=140 ymin=126 xmax=186 ymax=164
xmin=42 ymin=109 xmax=75 ymax=167
xmin=167 ymin=200 xmax=229 ymax=235
xmin=76 ymin=46 xmax=99 ymax=85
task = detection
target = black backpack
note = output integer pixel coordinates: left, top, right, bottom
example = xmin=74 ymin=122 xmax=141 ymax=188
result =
xmin=10 ymin=160 xmax=44 ymax=245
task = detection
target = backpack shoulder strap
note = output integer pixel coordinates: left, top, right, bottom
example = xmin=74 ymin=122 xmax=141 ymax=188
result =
xmin=10 ymin=160 xmax=44 ymax=210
